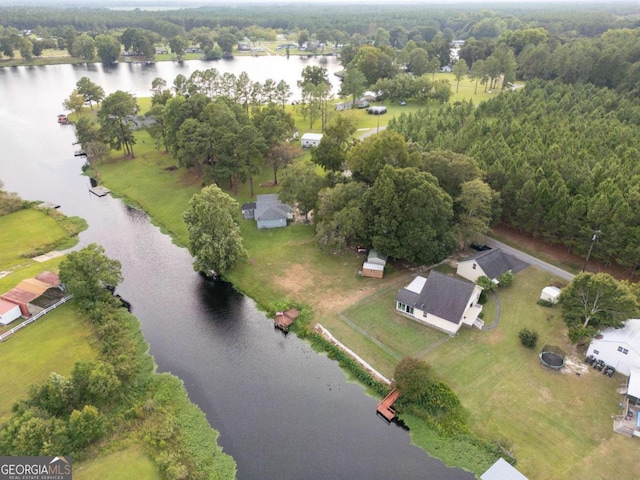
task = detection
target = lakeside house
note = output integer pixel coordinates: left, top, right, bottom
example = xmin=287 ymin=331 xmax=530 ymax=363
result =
xmin=456 ymin=248 xmax=524 ymax=283
xmin=254 ymin=194 xmax=294 ymax=229
xmin=587 ymin=319 xmax=640 ymax=376
xmin=396 ymin=270 xmax=484 ymax=335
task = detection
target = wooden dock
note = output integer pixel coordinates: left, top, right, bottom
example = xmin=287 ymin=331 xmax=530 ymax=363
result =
xmin=376 ymin=388 xmax=400 ymax=422
xmin=89 ymin=186 xmax=110 ymax=197
xmin=274 ymin=309 xmax=300 ymax=332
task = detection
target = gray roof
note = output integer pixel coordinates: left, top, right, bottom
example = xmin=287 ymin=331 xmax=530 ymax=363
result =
xmin=461 ymin=248 xmax=527 ymax=279
xmin=255 ymin=194 xmax=293 ymax=221
xmin=481 ymin=458 xmax=528 ymax=480
xmin=396 ymin=271 xmax=476 ymax=325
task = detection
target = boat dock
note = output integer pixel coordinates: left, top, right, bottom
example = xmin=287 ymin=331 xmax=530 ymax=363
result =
xmin=376 ymin=388 xmax=400 ymax=422
xmin=274 ymin=309 xmax=300 ymax=332
xmin=89 ymin=186 xmax=111 ymax=197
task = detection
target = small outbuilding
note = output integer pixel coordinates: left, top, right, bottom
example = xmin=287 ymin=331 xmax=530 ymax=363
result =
xmin=540 ymin=286 xmax=561 ymax=304
xmin=1 ymin=288 xmax=37 ymax=317
xmin=0 ymin=298 xmax=22 ymax=326
xmin=362 ymin=250 xmax=387 ymax=278
xmin=242 ymin=202 xmax=256 ymax=220
xmin=301 ymin=133 xmax=323 ymax=148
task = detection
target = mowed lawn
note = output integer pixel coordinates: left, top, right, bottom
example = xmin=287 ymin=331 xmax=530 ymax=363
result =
xmin=0 ymin=305 xmax=96 ymax=423
xmin=74 ymin=443 xmax=161 ymax=480
xmin=0 ymin=209 xmax=67 ymax=269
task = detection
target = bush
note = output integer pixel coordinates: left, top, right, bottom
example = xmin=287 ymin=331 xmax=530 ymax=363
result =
xmin=518 ymin=328 xmax=538 ymax=348
xmin=498 ymin=271 xmax=514 ymax=287
xmin=537 ymin=299 xmax=554 ymax=307
xmin=476 ymin=276 xmax=496 ymax=293
xmin=568 ymin=325 xmax=598 ymax=345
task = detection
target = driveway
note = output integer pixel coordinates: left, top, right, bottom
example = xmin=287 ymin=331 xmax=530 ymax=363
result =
xmin=485 ymin=237 xmax=575 ymax=282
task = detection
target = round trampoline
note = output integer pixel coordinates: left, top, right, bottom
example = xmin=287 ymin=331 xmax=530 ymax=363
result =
xmin=539 ymin=345 xmax=566 ymax=370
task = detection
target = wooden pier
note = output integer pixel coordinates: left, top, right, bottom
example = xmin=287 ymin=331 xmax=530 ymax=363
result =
xmin=274 ymin=309 xmax=300 ymax=332
xmin=376 ymin=388 xmax=400 ymax=422
xmin=89 ymin=186 xmax=110 ymax=197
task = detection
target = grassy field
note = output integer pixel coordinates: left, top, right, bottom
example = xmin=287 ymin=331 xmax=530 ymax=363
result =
xmin=0 ymin=306 xmax=96 ymax=423
xmin=87 ymin=85 xmax=640 ymax=480
xmin=74 ymin=443 xmax=161 ymax=480
xmin=0 ymin=209 xmax=68 ymax=269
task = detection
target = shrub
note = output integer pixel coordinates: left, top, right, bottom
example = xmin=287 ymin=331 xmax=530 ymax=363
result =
xmin=568 ymin=325 xmax=598 ymax=345
xmin=498 ymin=271 xmax=514 ymax=287
xmin=537 ymin=299 xmax=554 ymax=307
xmin=518 ymin=328 xmax=538 ymax=348
xmin=476 ymin=276 xmax=496 ymax=293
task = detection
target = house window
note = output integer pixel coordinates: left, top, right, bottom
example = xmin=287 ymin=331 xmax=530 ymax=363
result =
xmin=618 ymin=346 xmax=624 ymax=352
xmin=593 ymin=350 xmax=599 ymax=355
xmin=623 ymin=349 xmax=629 ymax=355
xmin=472 ymin=263 xmax=477 ymax=270
xmin=423 ymin=311 xmax=427 ymax=318
xmin=397 ymin=302 xmax=413 ymax=315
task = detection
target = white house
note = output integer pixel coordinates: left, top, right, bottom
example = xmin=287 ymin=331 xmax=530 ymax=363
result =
xmin=587 ymin=319 xmax=640 ymax=376
xmin=540 ymin=286 xmax=562 ymax=304
xmin=396 ymin=271 xmax=483 ymax=335
xmin=456 ymin=248 xmax=520 ymax=283
xmin=481 ymin=458 xmax=528 ymax=480
xmin=301 ymin=133 xmax=323 ymax=148
xmin=0 ymin=298 xmax=21 ymax=325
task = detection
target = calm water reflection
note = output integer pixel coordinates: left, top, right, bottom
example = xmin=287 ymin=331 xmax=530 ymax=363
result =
xmin=0 ymin=59 xmax=472 ymax=480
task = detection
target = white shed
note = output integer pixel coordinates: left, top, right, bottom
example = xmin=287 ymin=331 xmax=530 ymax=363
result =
xmin=0 ymin=298 xmax=21 ymax=326
xmin=301 ymin=133 xmax=323 ymax=148
xmin=540 ymin=286 xmax=561 ymax=304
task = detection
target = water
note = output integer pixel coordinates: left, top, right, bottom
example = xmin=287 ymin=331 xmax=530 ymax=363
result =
xmin=0 ymin=58 xmax=472 ymax=480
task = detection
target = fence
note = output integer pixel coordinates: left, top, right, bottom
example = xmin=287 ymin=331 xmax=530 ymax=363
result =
xmin=0 ymin=294 xmax=73 ymax=342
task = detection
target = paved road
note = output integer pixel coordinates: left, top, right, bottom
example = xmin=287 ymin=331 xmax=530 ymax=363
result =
xmin=485 ymin=237 xmax=575 ymax=281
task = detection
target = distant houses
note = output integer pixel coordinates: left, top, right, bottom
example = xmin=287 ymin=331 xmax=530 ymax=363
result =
xmin=396 ymin=270 xmax=484 ymax=335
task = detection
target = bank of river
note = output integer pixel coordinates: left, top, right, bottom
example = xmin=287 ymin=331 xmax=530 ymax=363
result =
xmin=0 ymin=59 xmax=475 ymax=479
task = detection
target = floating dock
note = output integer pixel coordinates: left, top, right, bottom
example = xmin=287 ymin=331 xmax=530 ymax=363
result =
xmin=376 ymin=388 xmax=400 ymax=422
xmin=89 ymin=186 xmax=110 ymax=197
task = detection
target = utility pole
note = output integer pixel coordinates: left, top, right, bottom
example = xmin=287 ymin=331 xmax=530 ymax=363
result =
xmin=582 ymin=229 xmax=601 ymax=272
xmin=377 ymin=113 xmax=380 ymax=134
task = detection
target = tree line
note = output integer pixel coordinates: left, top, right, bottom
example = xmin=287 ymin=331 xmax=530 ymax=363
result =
xmin=390 ymin=80 xmax=640 ymax=277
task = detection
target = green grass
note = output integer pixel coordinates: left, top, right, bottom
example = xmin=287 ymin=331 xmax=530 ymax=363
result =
xmin=0 ymin=209 xmax=68 ymax=269
xmin=0 ymin=304 xmax=97 ymax=423
xmin=74 ymin=442 xmax=161 ymax=480
xmin=329 ymin=267 xmax=639 ymax=479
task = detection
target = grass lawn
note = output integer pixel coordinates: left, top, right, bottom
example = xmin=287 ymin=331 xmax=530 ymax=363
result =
xmin=0 ymin=209 xmax=68 ymax=270
xmin=74 ymin=443 xmax=161 ymax=480
xmin=0 ymin=304 xmax=97 ymax=423
xmin=419 ymin=268 xmax=637 ymax=480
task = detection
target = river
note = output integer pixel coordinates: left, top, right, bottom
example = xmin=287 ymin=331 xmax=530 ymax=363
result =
xmin=0 ymin=57 xmax=472 ymax=480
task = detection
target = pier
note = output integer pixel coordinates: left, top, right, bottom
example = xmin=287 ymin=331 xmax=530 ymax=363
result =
xmin=376 ymin=388 xmax=400 ymax=422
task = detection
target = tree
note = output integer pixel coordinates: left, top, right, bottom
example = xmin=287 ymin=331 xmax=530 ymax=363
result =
xmin=365 ymin=166 xmax=456 ymax=264
xmin=278 ymin=160 xmax=326 ymax=221
xmin=311 ymin=115 xmax=356 ymax=172
xmin=59 ymin=244 xmax=123 ymax=311
xmin=217 ymin=31 xmax=236 ymax=57
xmin=62 ymin=90 xmax=85 ymax=114
xmin=169 ymin=35 xmax=188 ymax=61
xmin=560 ymin=273 xmax=639 ymax=330
xmin=421 ymin=151 xmax=482 ymax=199
xmin=452 ymin=59 xmax=469 ymax=93
xmin=70 ymin=33 xmax=95 ymax=60
xmin=275 ymin=80 xmax=292 ymax=111
xmin=68 ymin=405 xmax=104 ymax=450
xmin=457 ymin=179 xmax=497 ymax=248
xmin=394 ymin=357 xmax=431 ymax=403
xmin=76 ymin=77 xmax=104 ymax=110
xmin=183 ymin=185 xmax=246 ymax=275
xmin=339 ymin=66 xmax=367 ymax=104
xmin=518 ymin=328 xmax=538 ymax=348
xmin=95 ymin=34 xmax=120 ymax=65
xmin=408 ymin=47 xmax=429 ymax=76
xmin=97 ymin=90 xmax=137 ymax=157
xmin=314 ymin=181 xmax=367 ymax=250
xmin=297 ymin=29 xmax=310 ymax=47
xmin=268 ymin=142 xmax=302 ymax=185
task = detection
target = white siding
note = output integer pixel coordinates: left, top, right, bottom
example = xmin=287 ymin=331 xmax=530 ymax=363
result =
xmin=457 ymin=260 xmax=486 ymax=283
xmin=0 ymin=302 xmax=21 ymax=325
xmin=587 ymin=339 xmax=640 ymax=376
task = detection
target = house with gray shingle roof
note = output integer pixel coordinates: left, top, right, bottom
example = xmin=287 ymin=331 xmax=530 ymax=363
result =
xmin=254 ymin=194 xmax=294 ymax=229
xmin=456 ymin=248 xmax=525 ymax=283
xmin=396 ymin=271 xmax=483 ymax=335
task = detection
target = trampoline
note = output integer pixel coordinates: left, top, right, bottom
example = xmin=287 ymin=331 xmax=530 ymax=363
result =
xmin=539 ymin=345 xmax=566 ymax=369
